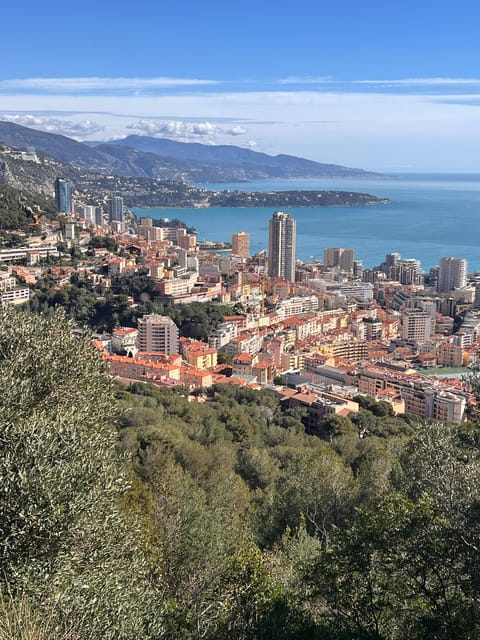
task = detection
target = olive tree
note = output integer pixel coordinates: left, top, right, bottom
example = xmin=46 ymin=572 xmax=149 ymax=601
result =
xmin=0 ymin=307 xmax=162 ymax=639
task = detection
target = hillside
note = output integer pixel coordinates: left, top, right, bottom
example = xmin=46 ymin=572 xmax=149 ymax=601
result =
xmin=0 ymin=143 xmax=79 ymax=194
xmin=0 ymin=183 xmax=58 ymax=234
xmin=0 ymin=121 xmax=379 ymax=182
xmin=0 ymin=123 xmax=388 ymax=210
xmin=0 ymin=143 xmax=388 ymax=209
xmin=107 ymin=134 xmax=377 ymax=179
xmin=3 ymin=304 xmax=480 ymax=638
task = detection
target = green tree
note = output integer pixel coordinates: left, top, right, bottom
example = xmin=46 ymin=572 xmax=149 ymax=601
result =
xmin=312 ymin=494 xmax=476 ymax=640
xmin=0 ymin=307 xmax=161 ymax=639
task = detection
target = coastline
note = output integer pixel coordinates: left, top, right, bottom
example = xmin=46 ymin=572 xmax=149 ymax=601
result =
xmin=133 ymin=173 xmax=480 ymax=271
xmin=132 ymin=200 xmax=390 ymax=209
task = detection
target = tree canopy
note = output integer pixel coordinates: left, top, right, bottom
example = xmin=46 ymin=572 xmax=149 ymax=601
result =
xmin=3 ymin=306 xmax=480 ymax=639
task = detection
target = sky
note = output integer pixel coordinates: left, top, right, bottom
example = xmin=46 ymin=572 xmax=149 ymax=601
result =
xmin=2 ymin=0 xmax=480 ymax=171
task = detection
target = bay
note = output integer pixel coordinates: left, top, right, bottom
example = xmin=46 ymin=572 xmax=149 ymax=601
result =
xmin=134 ymin=174 xmax=480 ymax=271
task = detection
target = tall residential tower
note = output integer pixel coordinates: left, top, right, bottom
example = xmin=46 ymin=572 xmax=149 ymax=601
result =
xmin=268 ymin=211 xmax=296 ymax=282
xmin=54 ymin=178 xmax=72 ymax=213
xmin=323 ymin=247 xmax=354 ymax=272
xmin=437 ymin=257 xmax=467 ymax=293
xmin=108 ymin=195 xmax=124 ymax=223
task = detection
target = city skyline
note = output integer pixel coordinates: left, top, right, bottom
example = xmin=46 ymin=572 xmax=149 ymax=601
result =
xmin=2 ymin=1 xmax=480 ymax=171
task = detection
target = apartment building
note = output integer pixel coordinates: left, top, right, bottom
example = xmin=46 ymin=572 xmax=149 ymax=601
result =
xmin=137 ymin=314 xmax=179 ymax=354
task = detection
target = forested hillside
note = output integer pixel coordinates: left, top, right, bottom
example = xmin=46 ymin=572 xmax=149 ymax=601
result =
xmin=0 ymin=184 xmax=57 ymax=236
xmin=1 ymin=306 xmax=480 ymax=639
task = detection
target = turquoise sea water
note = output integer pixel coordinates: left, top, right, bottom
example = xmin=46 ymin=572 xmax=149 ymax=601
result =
xmin=134 ymin=174 xmax=480 ymax=271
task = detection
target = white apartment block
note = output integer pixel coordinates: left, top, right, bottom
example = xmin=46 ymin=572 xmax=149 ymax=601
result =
xmin=208 ymin=322 xmax=239 ymax=349
xmin=401 ymin=308 xmax=433 ymax=343
xmin=0 ymin=287 xmax=30 ymax=304
xmin=425 ymin=389 xmax=466 ymax=424
xmin=437 ymin=257 xmax=467 ymax=293
xmin=339 ymin=283 xmax=374 ymax=302
xmin=111 ymin=327 xmax=138 ymax=357
xmin=137 ymin=315 xmax=179 ymax=354
xmin=0 ymin=246 xmax=59 ymax=263
xmin=276 ymin=295 xmax=319 ymax=319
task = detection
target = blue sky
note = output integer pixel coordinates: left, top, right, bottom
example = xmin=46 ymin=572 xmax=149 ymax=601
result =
xmin=2 ymin=0 xmax=480 ymax=171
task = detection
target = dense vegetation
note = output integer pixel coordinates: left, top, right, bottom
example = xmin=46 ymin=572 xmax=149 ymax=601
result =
xmin=0 ymin=185 xmax=57 ymax=237
xmin=1 ymin=306 xmax=480 ymax=639
xmin=207 ymin=189 xmax=388 ymax=208
xmin=28 ymin=270 xmax=240 ymax=337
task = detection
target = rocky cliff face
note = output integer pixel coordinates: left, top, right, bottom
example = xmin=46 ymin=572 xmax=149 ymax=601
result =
xmin=0 ymin=145 xmax=78 ymax=195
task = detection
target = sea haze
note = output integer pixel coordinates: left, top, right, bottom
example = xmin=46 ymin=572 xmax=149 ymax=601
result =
xmin=134 ymin=174 xmax=480 ymax=272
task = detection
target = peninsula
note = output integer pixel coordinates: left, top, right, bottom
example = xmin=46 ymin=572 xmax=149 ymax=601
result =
xmin=125 ymin=184 xmax=389 ymax=208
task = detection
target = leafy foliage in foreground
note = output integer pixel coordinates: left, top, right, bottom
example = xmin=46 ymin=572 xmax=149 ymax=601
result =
xmin=2 ymin=306 xmax=480 ymax=638
xmin=0 ymin=307 xmax=161 ymax=639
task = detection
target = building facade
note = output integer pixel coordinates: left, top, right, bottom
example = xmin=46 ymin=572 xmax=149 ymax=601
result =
xmin=323 ymin=247 xmax=354 ymax=272
xmin=401 ymin=308 xmax=433 ymax=343
xmin=268 ymin=211 xmax=296 ymax=282
xmin=232 ymin=232 xmax=250 ymax=258
xmin=54 ymin=178 xmax=72 ymax=213
xmin=108 ymin=195 xmax=124 ymax=224
xmin=136 ymin=314 xmax=179 ymax=354
xmin=437 ymin=257 xmax=467 ymax=293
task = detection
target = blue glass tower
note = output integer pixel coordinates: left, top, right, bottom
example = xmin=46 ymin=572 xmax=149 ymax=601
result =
xmin=54 ymin=178 xmax=72 ymax=213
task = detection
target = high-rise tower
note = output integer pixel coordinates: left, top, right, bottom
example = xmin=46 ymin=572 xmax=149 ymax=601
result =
xmin=54 ymin=178 xmax=72 ymax=213
xmin=268 ymin=211 xmax=296 ymax=282
xmin=108 ymin=195 xmax=124 ymax=224
xmin=437 ymin=257 xmax=467 ymax=292
xmin=232 ymin=231 xmax=250 ymax=258
xmin=323 ymin=247 xmax=354 ymax=272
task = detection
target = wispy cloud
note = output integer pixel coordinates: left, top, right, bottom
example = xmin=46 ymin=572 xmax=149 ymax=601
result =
xmin=126 ymin=119 xmax=248 ymax=142
xmin=0 ymin=76 xmax=220 ymax=92
xmin=277 ymin=76 xmax=334 ymax=85
xmin=354 ymin=77 xmax=480 ymax=86
xmin=277 ymin=76 xmax=480 ymax=90
xmin=2 ymin=89 xmax=480 ymax=169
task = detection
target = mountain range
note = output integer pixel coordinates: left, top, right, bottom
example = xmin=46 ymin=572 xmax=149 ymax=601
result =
xmin=0 ymin=121 xmax=377 ymax=183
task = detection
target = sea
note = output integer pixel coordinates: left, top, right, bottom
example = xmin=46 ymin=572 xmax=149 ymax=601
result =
xmin=133 ymin=174 xmax=480 ymax=272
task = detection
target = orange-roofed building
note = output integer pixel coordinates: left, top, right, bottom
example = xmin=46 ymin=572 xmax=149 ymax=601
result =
xmin=223 ymin=315 xmax=247 ymax=330
xmin=180 ymin=337 xmax=218 ymax=369
xmin=104 ymin=353 xmax=181 ymax=382
xmin=437 ymin=342 xmax=464 ymax=367
xmin=416 ymin=353 xmax=438 ymax=368
xmin=232 ymin=351 xmax=256 ymax=379
xmin=11 ymin=266 xmax=37 ymax=285
xmin=252 ymin=360 xmax=274 ymax=385
xmin=180 ymin=366 xmax=213 ymax=388
xmin=376 ymin=388 xmax=406 ymax=414
xmin=186 ymin=347 xmax=218 ymax=369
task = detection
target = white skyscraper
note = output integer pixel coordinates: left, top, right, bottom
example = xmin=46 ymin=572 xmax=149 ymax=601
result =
xmin=437 ymin=257 xmax=467 ymax=293
xmin=268 ymin=211 xmax=297 ymax=282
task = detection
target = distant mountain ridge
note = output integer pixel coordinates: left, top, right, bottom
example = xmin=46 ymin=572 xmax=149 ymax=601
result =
xmin=0 ymin=135 xmax=388 ymax=211
xmin=0 ymin=121 xmax=378 ymax=183
xmin=104 ymin=135 xmax=376 ymax=179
